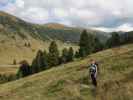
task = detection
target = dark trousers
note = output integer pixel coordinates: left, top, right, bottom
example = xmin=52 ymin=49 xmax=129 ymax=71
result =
xmin=91 ymin=74 xmax=97 ymax=87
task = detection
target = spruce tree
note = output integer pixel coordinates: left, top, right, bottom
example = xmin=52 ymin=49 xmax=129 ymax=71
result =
xmin=67 ymin=47 xmax=74 ymax=62
xmin=31 ymin=50 xmax=48 ymax=73
xmin=79 ymin=30 xmax=91 ymax=57
xmin=106 ymin=32 xmax=121 ymax=48
xmin=93 ymin=37 xmax=103 ymax=52
xmin=61 ymin=48 xmax=69 ymax=63
xmin=75 ymin=51 xmax=80 ymax=58
xmin=111 ymin=32 xmax=120 ymax=47
xmin=47 ymin=41 xmax=60 ymax=67
xmin=17 ymin=60 xmax=31 ymax=78
xmin=43 ymin=50 xmax=48 ymax=68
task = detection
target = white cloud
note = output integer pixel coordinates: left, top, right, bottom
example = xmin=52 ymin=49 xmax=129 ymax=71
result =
xmin=1 ymin=0 xmax=133 ymax=31
xmin=116 ymin=23 xmax=133 ymax=32
xmin=91 ymin=23 xmax=133 ymax=32
xmin=53 ymin=8 xmax=68 ymax=18
xmin=20 ymin=7 xmax=49 ymax=23
xmin=15 ymin=0 xmax=24 ymax=8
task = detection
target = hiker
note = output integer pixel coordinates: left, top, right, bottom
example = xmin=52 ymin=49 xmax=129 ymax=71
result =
xmin=89 ymin=59 xmax=98 ymax=87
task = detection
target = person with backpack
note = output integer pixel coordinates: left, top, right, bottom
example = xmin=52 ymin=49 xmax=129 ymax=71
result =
xmin=89 ymin=59 xmax=98 ymax=87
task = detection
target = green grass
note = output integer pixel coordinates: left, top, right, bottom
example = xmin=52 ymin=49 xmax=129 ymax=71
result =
xmin=0 ymin=44 xmax=133 ymax=100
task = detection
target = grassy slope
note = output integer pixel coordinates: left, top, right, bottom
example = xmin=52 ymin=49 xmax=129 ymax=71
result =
xmin=0 ymin=11 xmax=79 ymax=63
xmin=0 ymin=44 xmax=133 ymax=100
xmin=0 ymin=11 xmax=106 ymax=66
xmin=0 ymin=37 xmax=78 ymax=65
xmin=0 ymin=39 xmax=78 ymax=75
xmin=0 ymin=11 xmax=80 ymax=74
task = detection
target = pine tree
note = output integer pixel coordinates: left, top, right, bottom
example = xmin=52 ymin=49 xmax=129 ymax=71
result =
xmin=47 ymin=41 xmax=60 ymax=67
xmin=31 ymin=58 xmax=38 ymax=73
xmin=17 ymin=60 xmax=31 ymax=78
xmin=93 ymin=37 xmax=103 ymax=52
xmin=67 ymin=47 xmax=74 ymax=62
xmin=31 ymin=50 xmax=48 ymax=73
xmin=27 ymin=42 xmax=31 ymax=47
xmin=79 ymin=30 xmax=92 ymax=57
xmin=61 ymin=48 xmax=69 ymax=63
xmin=106 ymin=32 xmax=121 ymax=48
xmin=75 ymin=51 xmax=80 ymax=58
xmin=43 ymin=50 xmax=48 ymax=68
xmin=24 ymin=43 xmax=27 ymax=47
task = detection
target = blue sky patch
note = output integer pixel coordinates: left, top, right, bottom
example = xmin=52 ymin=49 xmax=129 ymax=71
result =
xmin=9 ymin=0 xmax=16 ymax=3
xmin=0 ymin=0 xmax=16 ymax=8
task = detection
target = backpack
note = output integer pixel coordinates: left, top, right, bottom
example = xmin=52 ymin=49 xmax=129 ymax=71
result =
xmin=89 ymin=64 xmax=97 ymax=75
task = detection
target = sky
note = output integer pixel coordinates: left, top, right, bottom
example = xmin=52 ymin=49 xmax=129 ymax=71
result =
xmin=0 ymin=0 xmax=133 ymax=32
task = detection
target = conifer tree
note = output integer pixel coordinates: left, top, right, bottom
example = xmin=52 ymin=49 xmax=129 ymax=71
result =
xmin=61 ymin=48 xmax=69 ymax=63
xmin=106 ymin=32 xmax=121 ymax=48
xmin=17 ymin=60 xmax=31 ymax=78
xmin=75 ymin=51 xmax=80 ymax=58
xmin=31 ymin=50 xmax=48 ymax=73
xmin=47 ymin=41 xmax=60 ymax=67
xmin=79 ymin=30 xmax=91 ymax=57
xmin=67 ymin=47 xmax=74 ymax=62
xmin=93 ymin=37 xmax=103 ymax=52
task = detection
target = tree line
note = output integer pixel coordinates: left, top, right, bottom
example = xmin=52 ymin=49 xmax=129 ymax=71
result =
xmin=17 ymin=30 xmax=133 ymax=78
xmin=106 ymin=31 xmax=133 ymax=48
xmin=17 ymin=41 xmax=74 ymax=78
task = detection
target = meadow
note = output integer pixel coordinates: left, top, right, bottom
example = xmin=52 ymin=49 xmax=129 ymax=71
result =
xmin=0 ymin=44 xmax=133 ymax=100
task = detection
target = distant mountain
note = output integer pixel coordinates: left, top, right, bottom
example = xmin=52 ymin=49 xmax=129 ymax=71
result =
xmin=43 ymin=23 xmax=70 ymax=29
xmin=0 ymin=11 xmax=38 ymax=38
xmin=0 ymin=11 xmax=109 ymax=43
xmin=0 ymin=11 xmax=79 ymax=64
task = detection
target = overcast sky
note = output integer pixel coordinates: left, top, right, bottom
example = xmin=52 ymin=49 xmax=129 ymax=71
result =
xmin=0 ymin=0 xmax=133 ymax=32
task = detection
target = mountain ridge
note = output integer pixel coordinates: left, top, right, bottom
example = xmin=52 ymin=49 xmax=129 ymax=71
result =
xmin=0 ymin=11 xmax=109 ymax=43
xmin=0 ymin=11 xmax=110 ymax=65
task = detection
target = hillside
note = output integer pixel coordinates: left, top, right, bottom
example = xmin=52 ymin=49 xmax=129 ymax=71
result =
xmin=44 ymin=23 xmax=70 ymax=29
xmin=0 ymin=44 xmax=133 ymax=100
xmin=0 ymin=11 xmax=108 ymax=65
xmin=0 ymin=11 xmax=109 ymax=42
xmin=0 ymin=11 xmax=80 ymax=65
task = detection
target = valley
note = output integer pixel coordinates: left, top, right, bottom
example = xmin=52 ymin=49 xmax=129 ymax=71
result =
xmin=0 ymin=11 xmax=106 ymax=75
xmin=0 ymin=10 xmax=132 ymax=100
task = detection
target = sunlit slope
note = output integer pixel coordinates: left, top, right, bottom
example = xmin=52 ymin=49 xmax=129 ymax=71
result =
xmin=0 ymin=44 xmax=133 ymax=100
xmin=0 ymin=37 xmax=78 ymax=65
xmin=0 ymin=11 xmax=79 ymax=65
xmin=0 ymin=39 xmax=78 ymax=75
